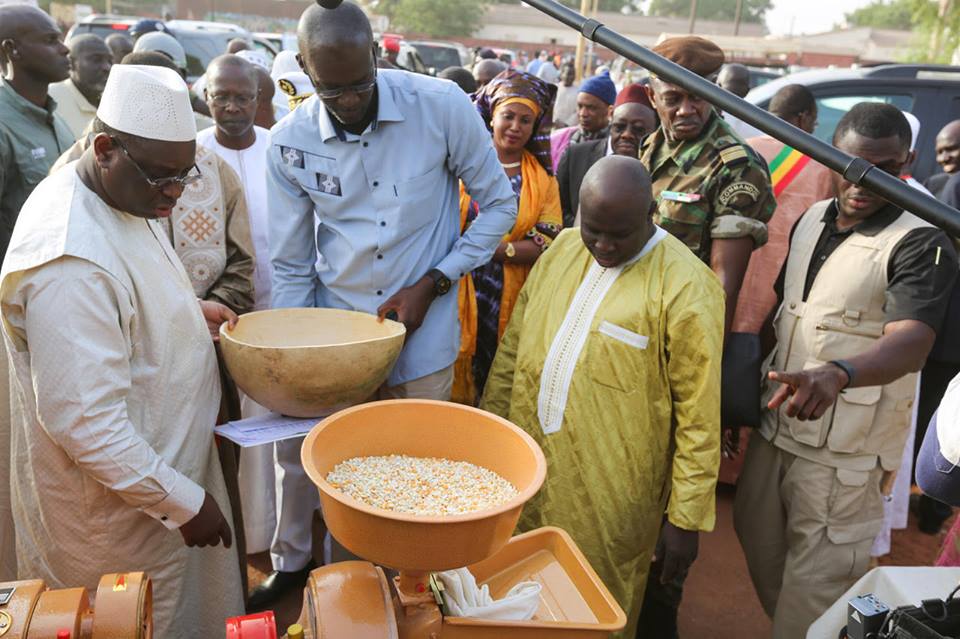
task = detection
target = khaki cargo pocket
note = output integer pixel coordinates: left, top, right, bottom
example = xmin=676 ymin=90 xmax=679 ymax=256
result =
xmin=827 ymin=385 xmax=882 ymax=455
xmin=812 ymin=316 xmax=882 ymax=362
xmin=817 ymin=468 xmax=883 ymax=582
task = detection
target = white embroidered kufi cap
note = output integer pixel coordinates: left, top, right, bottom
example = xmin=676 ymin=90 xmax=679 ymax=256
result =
xmin=96 ymin=65 xmax=197 ymax=142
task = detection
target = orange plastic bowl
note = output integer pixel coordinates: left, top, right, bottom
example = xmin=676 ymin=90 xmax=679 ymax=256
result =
xmin=301 ymin=400 xmax=547 ymax=572
xmin=219 ymin=308 xmax=405 ymax=417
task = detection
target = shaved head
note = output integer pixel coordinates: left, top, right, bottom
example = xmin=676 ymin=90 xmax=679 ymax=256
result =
xmin=0 ymin=4 xmax=50 ymax=40
xmin=937 ymin=119 xmax=960 ymax=174
xmin=296 ymin=1 xmax=376 ymax=128
xmin=579 ymin=156 xmax=654 ymax=267
xmin=718 ymin=63 xmax=750 ymax=98
xmin=0 ymin=5 xmax=69 ymax=86
xmin=67 ymin=34 xmax=105 ymax=55
xmin=297 ymin=1 xmax=373 ymax=53
xmin=940 ymin=120 xmax=960 ymax=139
xmin=206 ymin=53 xmax=258 ymax=88
xmin=226 ymin=38 xmax=249 ymax=54
xmin=254 ymin=66 xmax=276 ymax=128
xmin=66 ymin=33 xmax=112 ymax=103
xmin=104 ymin=33 xmax=133 ymax=64
xmin=473 ymin=59 xmax=506 ymax=88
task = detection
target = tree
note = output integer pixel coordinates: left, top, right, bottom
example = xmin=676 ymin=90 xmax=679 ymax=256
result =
xmin=646 ymin=0 xmax=772 ymax=23
xmin=845 ymin=0 xmax=925 ymax=29
xmin=388 ymin=0 xmax=489 ymax=36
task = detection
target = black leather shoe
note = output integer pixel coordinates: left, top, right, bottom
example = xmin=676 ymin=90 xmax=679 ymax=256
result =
xmin=247 ymin=560 xmax=316 ymax=611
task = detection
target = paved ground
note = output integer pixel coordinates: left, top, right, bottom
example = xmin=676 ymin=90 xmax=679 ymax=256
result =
xmin=247 ymin=486 xmax=952 ymax=637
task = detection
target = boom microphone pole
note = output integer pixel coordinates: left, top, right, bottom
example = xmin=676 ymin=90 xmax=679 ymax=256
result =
xmin=315 ymin=0 xmax=960 ymax=236
xmin=519 ymin=0 xmax=960 ymax=236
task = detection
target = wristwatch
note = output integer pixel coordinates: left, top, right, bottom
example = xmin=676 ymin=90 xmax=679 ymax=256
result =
xmin=505 ymin=242 xmax=517 ymax=260
xmin=426 ymin=268 xmax=452 ymax=297
xmin=828 ymin=359 xmax=855 ymax=389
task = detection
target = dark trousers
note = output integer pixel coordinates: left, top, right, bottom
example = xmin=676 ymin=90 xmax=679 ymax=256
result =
xmin=636 ymin=535 xmax=688 ymax=639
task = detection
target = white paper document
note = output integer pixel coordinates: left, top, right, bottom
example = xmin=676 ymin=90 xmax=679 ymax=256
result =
xmin=215 ymin=412 xmax=325 ymax=447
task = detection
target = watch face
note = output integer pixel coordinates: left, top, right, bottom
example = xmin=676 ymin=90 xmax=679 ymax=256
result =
xmin=436 ymin=276 xmax=452 ymax=296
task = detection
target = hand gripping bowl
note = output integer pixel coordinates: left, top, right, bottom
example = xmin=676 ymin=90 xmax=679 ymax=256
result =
xmin=301 ymin=399 xmax=547 ymax=572
xmin=218 ymin=308 xmax=406 ymax=417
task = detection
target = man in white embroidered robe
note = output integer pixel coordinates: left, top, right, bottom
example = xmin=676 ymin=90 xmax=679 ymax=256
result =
xmin=482 ymin=156 xmax=723 ymax=637
xmin=0 ymin=65 xmax=244 ymax=636
xmin=49 ymin=51 xmax=257 ymax=317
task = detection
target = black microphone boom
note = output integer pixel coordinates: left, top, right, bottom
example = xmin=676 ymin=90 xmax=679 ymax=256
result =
xmin=529 ymin=0 xmax=960 ymax=235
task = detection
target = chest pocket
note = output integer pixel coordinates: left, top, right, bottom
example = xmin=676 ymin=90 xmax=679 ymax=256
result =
xmin=17 ymin=146 xmax=50 ymax=191
xmin=587 ymin=321 xmax=650 ymax=392
xmin=394 ymin=164 xmax=445 ymax=232
xmin=655 ymin=198 xmax=707 ymax=254
xmin=301 ymin=153 xmax=342 ymax=197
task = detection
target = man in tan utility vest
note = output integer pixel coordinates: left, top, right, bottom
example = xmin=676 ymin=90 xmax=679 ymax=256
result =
xmin=734 ymin=102 xmax=959 ymax=637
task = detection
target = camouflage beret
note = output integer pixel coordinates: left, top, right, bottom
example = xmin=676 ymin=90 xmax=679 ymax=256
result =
xmin=652 ymin=36 xmax=725 ymax=80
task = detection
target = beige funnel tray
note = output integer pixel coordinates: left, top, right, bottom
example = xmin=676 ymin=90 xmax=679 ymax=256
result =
xmin=219 ymin=308 xmax=405 ymax=417
xmin=301 ymin=400 xmax=547 ymax=572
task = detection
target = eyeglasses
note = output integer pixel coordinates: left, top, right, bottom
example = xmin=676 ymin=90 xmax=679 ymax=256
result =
xmin=209 ymin=92 xmax=259 ymax=108
xmin=313 ymin=60 xmax=378 ymax=100
xmin=610 ymin=122 xmax=651 ymax=138
xmin=112 ymin=137 xmax=203 ymax=189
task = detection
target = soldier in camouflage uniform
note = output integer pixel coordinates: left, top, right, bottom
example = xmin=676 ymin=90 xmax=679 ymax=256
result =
xmin=640 ymin=36 xmax=775 ymax=332
xmin=635 ymin=36 xmax=775 ymax=639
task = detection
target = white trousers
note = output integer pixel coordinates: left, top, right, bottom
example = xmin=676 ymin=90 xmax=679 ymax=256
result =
xmin=269 ymin=365 xmax=454 ymax=572
xmin=0 ymin=342 xmax=15 ymax=580
xmin=238 ymin=395 xmax=278 ymax=554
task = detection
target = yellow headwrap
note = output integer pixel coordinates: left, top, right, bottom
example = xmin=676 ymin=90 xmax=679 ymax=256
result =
xmin=493 ymin=97 xmax=541 ymax=119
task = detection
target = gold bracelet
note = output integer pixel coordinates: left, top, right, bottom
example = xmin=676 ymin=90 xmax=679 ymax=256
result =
xmin=505 ymin=242 xmax=516 ymax=259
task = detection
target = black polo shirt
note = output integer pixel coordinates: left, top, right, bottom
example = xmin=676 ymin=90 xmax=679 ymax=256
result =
xmin=774 ymin=200 xmax=958 ymax=331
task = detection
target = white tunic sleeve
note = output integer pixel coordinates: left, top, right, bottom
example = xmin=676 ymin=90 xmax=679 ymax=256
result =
xmin=15 ymin=257 xmax=205 ymax=528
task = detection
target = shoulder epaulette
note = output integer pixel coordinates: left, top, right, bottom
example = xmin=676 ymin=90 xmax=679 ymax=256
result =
xmin=718 ymin=144 xmax=749 ymax=167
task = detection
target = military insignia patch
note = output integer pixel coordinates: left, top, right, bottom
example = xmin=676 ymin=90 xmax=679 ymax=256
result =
xmin=280 ymin=146 xmax=304 ymax=169
xmin=718 ymin=182 xmax=761 ymax=206
xmin=718 ymin=145 xmax=749 ymax=166
xmin=278 ymin=78 xmax=297 ymax=97
xmin=316 ymin=173 xmax=342 ymax=196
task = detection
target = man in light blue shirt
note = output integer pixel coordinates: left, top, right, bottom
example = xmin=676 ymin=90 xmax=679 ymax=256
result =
xmin=249 ymin=1 xmax=517 ymax=608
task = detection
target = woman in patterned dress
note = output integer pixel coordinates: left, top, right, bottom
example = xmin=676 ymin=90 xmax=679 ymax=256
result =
xmin=453 ymin=69 xmax=563 ymax=404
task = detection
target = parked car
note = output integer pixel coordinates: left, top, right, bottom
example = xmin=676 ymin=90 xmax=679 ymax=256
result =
xmin=743 ymin=64 xmax=960 ymax=181
xmin=68 ymin=15 xmax=267 ymax=85
xmin=407 ymin=41 xmax=462 ymax=74
xmin=165 ymin=20 xmax=259 ymax=83
xmin=66 ymin=14 xmax=140 ymax=40
xmin=255 ymin=32 xmax=297 ymax=53
xmin=396 ymin=44 xmax=429 ymax=75
xmin=745 ymin=66 xmax=783 ymax=89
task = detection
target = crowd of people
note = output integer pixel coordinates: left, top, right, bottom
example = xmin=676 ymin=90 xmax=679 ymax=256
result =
xmin=2 ymin=1 xmax=960 ymax=638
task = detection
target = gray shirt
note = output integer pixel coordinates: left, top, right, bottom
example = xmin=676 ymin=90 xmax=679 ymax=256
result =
xmin=0 ymin=80 xmax=74 ymax=260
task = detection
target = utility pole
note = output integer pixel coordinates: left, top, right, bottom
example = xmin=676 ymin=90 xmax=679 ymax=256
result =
xmin=574 ymin=0 xmax=591 ymax=83
xmin=574 ymin=0 xmax=599 ymax=82
xmin=733 ymin=0 xmax=743 ymax=35
xmin=688 ymin=0 xmax=697 ymax=34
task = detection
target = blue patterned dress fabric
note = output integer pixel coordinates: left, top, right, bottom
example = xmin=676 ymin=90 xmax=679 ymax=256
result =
xmin=467 ymin=173 xmax=560 ymax=396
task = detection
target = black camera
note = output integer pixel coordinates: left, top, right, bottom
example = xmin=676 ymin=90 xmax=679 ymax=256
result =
xmin=846 ymin=594 xmax=890 ymax=639
xmin=842 ymin=590 xmax=960 ymax=639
